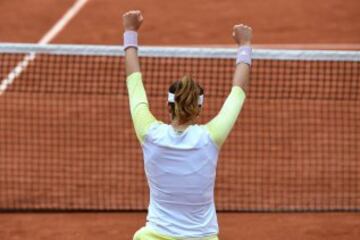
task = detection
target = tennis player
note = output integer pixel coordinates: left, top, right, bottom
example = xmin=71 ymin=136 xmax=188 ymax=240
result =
xmin=123 ymin=10 xmax=252 ymax=240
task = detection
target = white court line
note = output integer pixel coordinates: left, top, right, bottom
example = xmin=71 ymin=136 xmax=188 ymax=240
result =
xmin=0 ymin=0 xmax=89 ymax=95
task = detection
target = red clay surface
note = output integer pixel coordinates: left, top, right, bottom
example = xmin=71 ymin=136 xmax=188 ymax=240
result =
xmin=0 ymin=0 xmax=75 ymax=43
xmin=0 ymin=0 xmax=359 ymax=45
xmin=0 ymin=0 xmax=359 ymax=240
xmin=0 ymin=212 xmax=359 ymax=240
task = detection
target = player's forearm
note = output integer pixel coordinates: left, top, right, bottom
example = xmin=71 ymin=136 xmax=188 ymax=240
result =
xmin=233 ymin=59 xmax=250 ymax=92
xmin=232 ymin=24 xmax=252 ymax=93
xmin=232 ymin=43 xmax=252 ymax=93
xmin=125 ymin=47 xmax=140 ymax=76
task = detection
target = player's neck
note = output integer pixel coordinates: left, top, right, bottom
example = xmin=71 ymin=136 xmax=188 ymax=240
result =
xmin=171 ymin=119 xmax=194 ymax=132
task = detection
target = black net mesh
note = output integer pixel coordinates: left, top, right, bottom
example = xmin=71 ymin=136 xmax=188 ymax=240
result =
xmin=0 ymin=49 xmax=359 ymax=211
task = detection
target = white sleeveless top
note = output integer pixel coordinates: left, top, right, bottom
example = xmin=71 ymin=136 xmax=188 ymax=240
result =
xmin=142 ymin=123 xmax=219 ymax=238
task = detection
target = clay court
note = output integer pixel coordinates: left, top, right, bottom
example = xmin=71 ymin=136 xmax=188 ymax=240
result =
xmin=0 ymin=0 xmax=360 ymax=239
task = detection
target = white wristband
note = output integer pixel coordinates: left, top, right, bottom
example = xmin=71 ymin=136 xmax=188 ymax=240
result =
xmin=236 ymin=46 xmax=252 ymax=65
xmin=123 ymin=31 xmax=138 ymax=50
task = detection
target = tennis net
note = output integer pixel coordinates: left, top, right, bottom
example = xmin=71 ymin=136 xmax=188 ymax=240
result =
xmin=0 ymin=43 xmax=359 ymax=212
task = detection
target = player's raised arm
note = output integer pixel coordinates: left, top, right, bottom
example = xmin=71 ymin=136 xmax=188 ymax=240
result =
xmin=205 ymin=24 xmax=253 ymax=148
xmin=232 ymin=24 xmax=252 ymax=92
xmin=123 ymin=10 xmax=143 ymax=76
xmin=122 ymin=10 xmax=158 ymax=144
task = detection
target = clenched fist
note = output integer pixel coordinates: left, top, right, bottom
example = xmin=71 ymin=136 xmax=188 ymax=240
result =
xmin=123 ymin=10 xmax=143 ymax=31
xmin=233 ymin=24 xmax=252 ymax=46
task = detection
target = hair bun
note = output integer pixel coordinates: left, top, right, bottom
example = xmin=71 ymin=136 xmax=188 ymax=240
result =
xmin=168 ymin=75 xmax=203 ymax=125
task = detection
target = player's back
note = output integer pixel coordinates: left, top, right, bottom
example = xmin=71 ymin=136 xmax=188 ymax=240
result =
xmin=142 ymin=123 xmax=219 ymax=237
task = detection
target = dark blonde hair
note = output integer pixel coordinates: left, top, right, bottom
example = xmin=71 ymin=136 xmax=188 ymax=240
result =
xmin=168 ymin=75 xmax=204 ymax=125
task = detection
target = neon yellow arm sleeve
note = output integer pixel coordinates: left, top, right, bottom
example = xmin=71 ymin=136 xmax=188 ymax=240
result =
xmin=126 ymin=72 xmax=158 ymax=143
xmin=205 ymin=86 xmax=246 ymax=148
